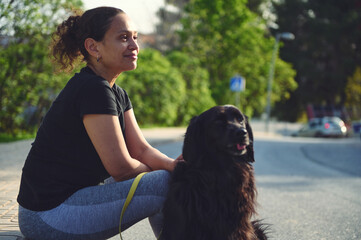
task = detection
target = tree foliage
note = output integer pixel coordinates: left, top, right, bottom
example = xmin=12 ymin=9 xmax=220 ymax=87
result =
xmin=155 ymin=3 xmax=183 ymax=53
xmin=273 ymin=0 xmax=361 ymax=121
xmin=0 ymin=0 xmax=82 ymax=38
xmin=178 ymin=0 xmax=297 ymax=117
xmin=167 ymin=51 xmax=216 ymax=124
xmin=118 ymin=49 xmax=186 ymax=126
xmin=345 ymin=66 xmax=361 ymax=119
xmin=0 ymin=0 xmax=82 ymax=135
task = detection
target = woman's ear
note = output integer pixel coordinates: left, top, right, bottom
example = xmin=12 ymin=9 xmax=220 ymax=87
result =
xmin=84 ymin=38 xmax=100 ymax=59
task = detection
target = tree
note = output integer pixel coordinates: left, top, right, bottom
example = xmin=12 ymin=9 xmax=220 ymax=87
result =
xmin=0 ymin=0 xmax=83 ymax=135
xmin=178 ymin=0 xmax=297 ymax=117
xmin=345 ymin=66 xmax=361 ymax=120
xmin=0 ymin=41 xmax=75 ymax=134
xmin=167 ymin=51 xmax=216 ymax=124
xmin=154 ymin=4 xmax=184 ymax=53
xmin=273 ymin=0 xmax=361 ymax=121
xmin=118 ymin=49 xmax=186 ymax=126
xmin=0 ymin=0 xmax=82 ymax=38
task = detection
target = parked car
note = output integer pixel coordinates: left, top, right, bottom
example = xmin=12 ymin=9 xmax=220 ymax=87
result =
xmin=292 ymin=117 xmax=348 ymax=138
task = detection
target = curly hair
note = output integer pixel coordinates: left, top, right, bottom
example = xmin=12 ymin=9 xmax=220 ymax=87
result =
xmin=51 ymin=7 xmax=124 ymax=71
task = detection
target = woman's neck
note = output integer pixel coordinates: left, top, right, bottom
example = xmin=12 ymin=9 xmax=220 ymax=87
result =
xmin=87 ymin=64 xmax=120 ymax=87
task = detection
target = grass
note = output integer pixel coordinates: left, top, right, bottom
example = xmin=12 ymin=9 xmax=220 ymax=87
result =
xmin=0 ymin=132 xmax=35 ymax=143
xmin=0 ymin=125 xmax=187 ymax=143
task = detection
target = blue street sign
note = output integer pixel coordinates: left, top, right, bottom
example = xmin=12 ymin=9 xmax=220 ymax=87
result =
xmin=230 ymin=75 xmax=245 ymax=92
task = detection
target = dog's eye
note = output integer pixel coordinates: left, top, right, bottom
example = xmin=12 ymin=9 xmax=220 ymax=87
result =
xmin=237 ymin=118 xmax=244 ymax=124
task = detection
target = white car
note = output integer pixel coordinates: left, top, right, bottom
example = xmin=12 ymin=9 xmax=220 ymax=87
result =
xmin=292 ymin=117 xmax=348 ymax=138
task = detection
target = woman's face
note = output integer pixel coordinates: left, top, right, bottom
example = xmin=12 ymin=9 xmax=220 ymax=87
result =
xmin=98 ymin=13 xmax=139 ymax=74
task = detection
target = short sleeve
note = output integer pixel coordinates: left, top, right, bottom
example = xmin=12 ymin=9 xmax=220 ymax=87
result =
xmin=119 ymin=87 xmax=132 ymax=112
xmin=77 ymin=79 xmax=118 ymax=117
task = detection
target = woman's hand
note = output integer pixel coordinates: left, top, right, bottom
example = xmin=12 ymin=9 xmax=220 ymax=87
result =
xmin=169 ymin=154 xmax=184 ymax=171
xmin=124 ymin=110 xmax=183 ymax=172
xmin=175 ymin=154 xmax=183 ymax=161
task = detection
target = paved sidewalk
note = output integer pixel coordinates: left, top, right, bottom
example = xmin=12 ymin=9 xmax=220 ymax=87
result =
xmin=0 ymin=127 xmax=186 ymax=240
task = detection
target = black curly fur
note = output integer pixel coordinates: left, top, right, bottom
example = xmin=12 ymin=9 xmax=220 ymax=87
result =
xmin=160 ymin=105 xmax=268 ymax=240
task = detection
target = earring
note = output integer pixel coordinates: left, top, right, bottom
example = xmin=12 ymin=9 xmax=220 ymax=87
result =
xmin=96 ymin=55 xmax=100 ymax=62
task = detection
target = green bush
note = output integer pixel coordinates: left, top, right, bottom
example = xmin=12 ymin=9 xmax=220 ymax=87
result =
xmin=167 ymin=51 xmax=216 ymax=125
xmin=118 ymin=49 xmax=186 ymax=126
xmin=0 ymin=38 xmax=82 ymax=136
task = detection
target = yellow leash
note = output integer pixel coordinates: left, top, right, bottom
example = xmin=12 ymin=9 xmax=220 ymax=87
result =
xmin=119 ymin=172 xmax=147 ymax=240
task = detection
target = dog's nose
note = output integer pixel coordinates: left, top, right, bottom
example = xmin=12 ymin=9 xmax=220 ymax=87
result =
xmin=237 ymin=128 xmax=248 ymax=136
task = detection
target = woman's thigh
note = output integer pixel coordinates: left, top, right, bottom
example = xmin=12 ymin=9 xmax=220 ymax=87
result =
xmin=19 ymin=170 xmax=170 ymax=240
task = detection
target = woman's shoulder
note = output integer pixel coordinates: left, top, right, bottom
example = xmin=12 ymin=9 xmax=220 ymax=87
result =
xmin=112 ymin=84 xmax=132 ymax=109
xmin=67 ymin=67 xmax=109 ymax=89
xmin=113 ymin=83 xmax=125 ymax=92
xmin=113 ymin=84 xmax=131 ymax=98
xmin=77 ymin=67 xmax=107 ymax=83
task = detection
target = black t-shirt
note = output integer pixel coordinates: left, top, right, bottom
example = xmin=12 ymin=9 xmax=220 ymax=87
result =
xmin=17 ymin=66 xmax=132 ymax=211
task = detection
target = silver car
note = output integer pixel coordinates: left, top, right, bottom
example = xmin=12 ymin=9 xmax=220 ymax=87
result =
xmin=292 ymin=117 xmax=348 ymax=138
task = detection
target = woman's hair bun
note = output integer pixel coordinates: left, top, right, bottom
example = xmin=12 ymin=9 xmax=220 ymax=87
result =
xmin=51 ymin=13 xmax=83 ymax=71
xmin=51 ymin=7 xmax=124 ymax=72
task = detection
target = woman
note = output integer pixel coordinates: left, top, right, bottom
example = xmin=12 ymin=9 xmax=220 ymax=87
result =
xmin=17 ymin=7 xmax=180 ymax=240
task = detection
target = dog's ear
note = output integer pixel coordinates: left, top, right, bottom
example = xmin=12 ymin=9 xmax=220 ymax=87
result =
xmin=245 ymin=116 xmax=255 ymax=163
xmin=183 ymin=116 xmax=203 ymax=163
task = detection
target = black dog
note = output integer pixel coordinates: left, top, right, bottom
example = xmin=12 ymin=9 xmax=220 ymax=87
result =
xmin=160 ymin=105 xmax=268 ymax=240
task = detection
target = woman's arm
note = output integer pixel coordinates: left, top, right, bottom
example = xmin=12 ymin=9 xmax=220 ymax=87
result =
xmin=83 ymin=114 xmax=151 ymax=181
xmin=124 ymin=109 xmax=178 ymax=172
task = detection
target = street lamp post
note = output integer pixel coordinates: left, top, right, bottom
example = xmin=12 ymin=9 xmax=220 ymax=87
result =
xmin=265 ymin=32 xmax=295 ymax=132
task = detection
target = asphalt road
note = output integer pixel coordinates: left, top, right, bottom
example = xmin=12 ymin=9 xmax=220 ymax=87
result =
xmin=1 ymin=128 xmax=360 ymax=240
xmin=253 ymin=136 xmax=361 ymax=240
xmin=120 ymin=135 xmax=361 ymax=240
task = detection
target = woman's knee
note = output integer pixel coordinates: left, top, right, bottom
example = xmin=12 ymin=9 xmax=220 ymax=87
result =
xmin=139 ymin=170 xmax=171 ymax=197
xmin=147 ymin=170 xmax=171 ymax=183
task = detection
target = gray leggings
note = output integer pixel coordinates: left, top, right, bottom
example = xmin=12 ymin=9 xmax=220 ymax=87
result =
xmin=18 ymin=170 xmax=170 ymax=240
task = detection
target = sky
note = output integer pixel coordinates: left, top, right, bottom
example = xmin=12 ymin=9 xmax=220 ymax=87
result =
xmin=82 ymin=0 xmax=165 ymax=34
